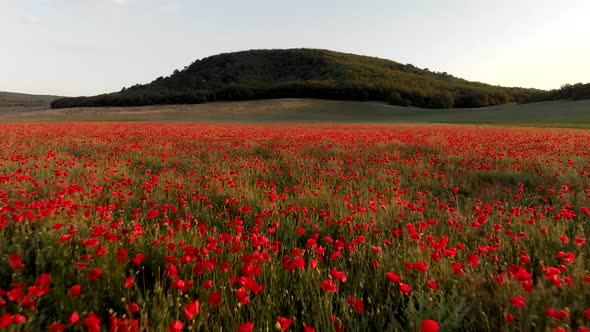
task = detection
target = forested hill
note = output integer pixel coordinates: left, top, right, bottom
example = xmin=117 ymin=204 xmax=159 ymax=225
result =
xmin=51 ymin=49 xmax=543 ymax=109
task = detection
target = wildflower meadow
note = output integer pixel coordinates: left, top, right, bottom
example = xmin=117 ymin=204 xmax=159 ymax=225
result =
xmin=0 ymin=123 xmax=589 ymax=331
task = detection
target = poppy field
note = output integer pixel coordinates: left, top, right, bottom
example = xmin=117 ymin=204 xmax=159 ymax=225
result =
xmin=0 ymin=122 xmax=589 ymax=331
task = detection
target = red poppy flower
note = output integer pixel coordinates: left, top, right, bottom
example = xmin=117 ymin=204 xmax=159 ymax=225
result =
xmin=127 ymin=302 xmax=140 ymax=313
xmin=522 ymin=281 xmax=534 ymax=292
xmin=184 ymin=300 xmax=200 ymax=320
xmin=467 ymin=254 xmax=479 ymax=267
xmin=7 ymin=289 xmax=23 ymax=301
xmin=147 ymin=209 xmax=159 ymax=219
xmin=510 ymin=295 xmax=526 ymax=308
xmin=353 ymin=299 xmax=365 ymax=313
xmin=309 ymin=259 xmax=318 ymax=269
xmin=9 ymin=314 xmax=23 ymax=325
xmin=48 ymin=322 xmax=66 ymax=332
xmin=386 ymin=272 xmax=400 ymax=283
xmin=276 ymin=316 xmax=293 ymax=331
xmin=414 ymin=261 xmax=427 ymax=272
xmin=34 ymin=273 xmax=51 ymax=286
xmin=236 ymin=287 xmax=250 ymax=304
xmin=283 ymin=256 xmax=304 ymax=271
xmin=320 ymin=279 xmax=338 ymax=292
xmin=8 ymin=254 xmax=24 ymax=270
xmin=0 ymin=313 xmax=13 ymax=328
xmin=237 ymin=322 xmax=254 ymax=332
xmin=95 ymin=246 xmax=106 ymax=257
xmin=426 ymin=280 xmax=437 ymax=291
xmin=68 ymin=311 xmax=79 ymax=324
xmin=505 ymin=313 xmax=514 ymax=323
xmin=399 ymin=283 xmax=412 ymax=295
xmin=330 ymin=268 xmax=347 ymax=283
xmin=168 ymin=320 xmax=183 ymax=332
xmin=131 ymin=253 xmax=147 ymax=265
xmin=208 ymin=292 xmax=222 ymax=307
xmin=83 ymin=238 xmax=100 ymax=248
xmin=172 ymin=279 xmax=185 ymax=290
xmin=70 ymin=285 xmax=82 ymax=297
xmin=420 ymin=320 xmax=439 ymax=332
xmin=124 ymin=276 xmax=134 ymax=288
xmin=83 ymin=313 xmax=101 ymax=332
xmin=88 ymin=268 xmax=101 ymax=281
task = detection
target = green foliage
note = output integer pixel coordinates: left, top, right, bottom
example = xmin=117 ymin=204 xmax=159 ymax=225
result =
xmin=527 ymin=82 xmax=590 ymax=102
xmin=51 ymin=49 xmax=541 ymax=109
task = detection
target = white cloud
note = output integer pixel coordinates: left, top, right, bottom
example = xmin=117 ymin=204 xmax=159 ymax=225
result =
xmin=111 ymin=0 xmax=128 ymax=5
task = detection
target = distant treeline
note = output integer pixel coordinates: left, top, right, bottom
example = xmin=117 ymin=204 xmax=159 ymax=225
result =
xmin=526 ymin=82 xmax=590 ymax=102
xmin=50 ymin=83 xmax=536 ymax=109
xmin=52 ymin=49 xmax=542 ymax=109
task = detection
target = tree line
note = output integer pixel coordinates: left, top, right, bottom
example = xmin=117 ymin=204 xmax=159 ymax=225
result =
xmin=526 ymin=83 xmax=590 ymax=102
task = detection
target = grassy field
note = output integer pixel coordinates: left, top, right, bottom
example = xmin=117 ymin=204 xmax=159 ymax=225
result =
xmin=0 ymin=98 xmax=589 ymax=127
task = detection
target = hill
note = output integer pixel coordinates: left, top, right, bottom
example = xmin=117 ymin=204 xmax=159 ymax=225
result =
xmin=0 ymin=91 xmax=62 ymax=108
xmin=51 ymin=49 xmax=542 ymax=109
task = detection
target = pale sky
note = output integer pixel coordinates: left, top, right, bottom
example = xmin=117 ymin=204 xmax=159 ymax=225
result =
xmin=1 ymin=0 xmax=589 ymax=96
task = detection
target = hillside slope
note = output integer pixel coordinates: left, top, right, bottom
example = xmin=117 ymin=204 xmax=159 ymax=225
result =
xmin=52 ymin=49 xmax=542 ymax=109
xmin=0 ymin=91 xmax=61 ymax=107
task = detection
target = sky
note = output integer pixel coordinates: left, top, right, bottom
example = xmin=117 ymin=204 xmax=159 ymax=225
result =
xmin=1 ymin=0 xmax=589 ymax=96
